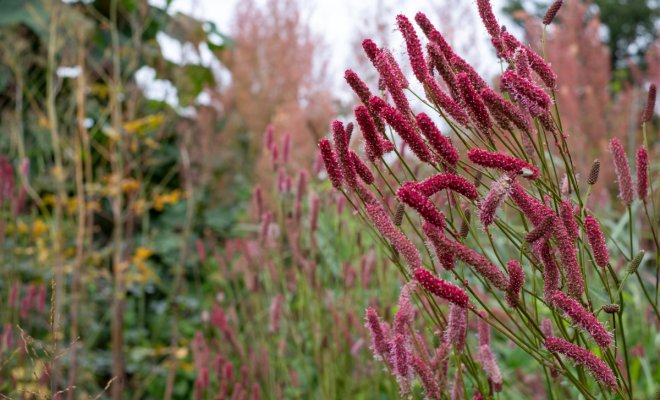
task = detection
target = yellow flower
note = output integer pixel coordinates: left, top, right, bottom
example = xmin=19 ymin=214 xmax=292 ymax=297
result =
xmin=32 ymin=219 xmax=48 ymax=236
xmin=121 ymin=179 xmax=140 ymax=193
xmin=66 ymin=198 xmax=78 ymax=214
xmin=133 ymin=247 xmax=153 ymax=263
xmin=17 ymin=221 xmax=29 ymax=234
xmin=153 ymin=190 xmax=181 ymax=211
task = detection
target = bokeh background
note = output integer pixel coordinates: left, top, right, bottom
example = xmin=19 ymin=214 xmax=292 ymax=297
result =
xmin=0 ymin=0 xmax=657 ymax=398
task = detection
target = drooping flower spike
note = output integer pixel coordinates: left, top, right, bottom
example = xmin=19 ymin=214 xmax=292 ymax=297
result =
xmin=366 ymin=202 xmax=422 ymax=270
xmin=550 ymin=290 xmax=612 ymax=348
xmin=415 ymin=113 xmax=460 ymax=165
xmin=354 ymin=105 xmax=393 ymax=161
xmin=478 ymin=174 xmax=513 ymax=228
xmin=397 ymin=183 xmax=446 ymax=228
xmin=318 ymin=139 xmax=343 ymax=189
xmin=415 ymin=173 xmax=478 ymax=199
xmin=414 ymin=267 xmax=470 ymax=307
xmin=456 ymin=72 xmax=492 ymax=133
xmin=544 ymin=336 xmax=617 ymax=390
xmin=468 ymin=148 xmax=540 ymax=179
xmin=505 ymin=259 xmax=525 ymax=307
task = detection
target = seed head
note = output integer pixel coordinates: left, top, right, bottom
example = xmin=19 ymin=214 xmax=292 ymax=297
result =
xmin=587 ymin=159 xmax=600 ymax=185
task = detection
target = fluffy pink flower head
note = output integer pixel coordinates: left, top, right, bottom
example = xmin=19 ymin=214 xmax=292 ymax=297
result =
xmin=415 ymin=113 xmax=460 ymax=165
xmin=478 ymin=174 xmax=513 ymax=228
xmin=423 ymin=76 xmax=470 ymax=125
xmin=366 ymin=202 xmax=422 ymax=270
xmin=477 ymin=0 xmax=501 ymax=38
xmin=354 ymin=105 xmax=393 ymax=161
xmin=500 ymin=70 xmax=552 ymax=116
xmin=550 ymin=290 xmax=612 ymax=348
xmin=397 ymin=183 xmax=446 ymax=228
xmin=468 ymin=148 xmax=539 ymax=179
xmin=414 ymin=268 xmax=470 ymax=307
xmin=636 ymin=145 xmax=649 ymax=201
xmin=505 ymin=259 xmax=525 ymax=307
xmin=318 ymin=139 xmax=343 ymax=189
xmin=480 ymin=86 xmax=532 ymax=132
xmin=584 ymin=214 xmax=609 ymax=268
xmin=423 ymin=222 xmax=456 ymax=270
xmin=375 ymin=103 xmax=435 ymax=163
xmin=456 ymin=72 xmax=492 ymax=133
xmin=509 ymin=182 xmax=553 ymax=226
xmin=365 ymin=307 xmax=391 ymax=361
xmin=392 ymin=332 xmax=412 ymax=395
xmin=415 ymin=173 xmax=479 ymax=200
xmin=350 ymin=151 xmax=375 ymax=185
xmin=445 ymin=303 xmax=468 ymax=351
xmin=641 ymin=83 xmax=656 ymax=123
xmin=609 ymin=138 xmax=634 ymax=206
xmin=479 ymin=344 xmax=503 ymax=392
xmin=394 ymin=283 xmax=415 ymax=337
xmin=396 ymin=14 xmax=428 ymax=83
xmin=412 ymin=355 xmax=441 ymax=400
xmin=544 ymin=336 xmax=617 ymax=390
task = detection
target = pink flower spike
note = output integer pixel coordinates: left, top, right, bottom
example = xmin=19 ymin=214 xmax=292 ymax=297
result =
xmin=394 ymin=283 xmax=415 ymax=337
xmin=362 ymin=38 xmax=381 ymax=64
xmin=445 ymin=303 xmax=468 ymax=351
xmin=412 ymin=356 xmax=441 ymax=400
xmin=479 ymin=345 xmax=503 ymax=392
xmin=318 ymin=139 xmax=343 ymax=189
xmin=414 ymin=268 xmax=470 ymax=307
xmin=636 ymin=146 xmax=649 ymax=201
xmin=500 ymin=70 xmax=552 ymax=116
xmin=543 ymin=0 xmax=563 ymax=25
xmin=550 ymin=290 xmax=612 ymax=348
xmin=456 ymin=72 xmax=492 ymax=133
xmin=332 ymin=120 xmax=357 ymax=188
xmin=376 ymin=104 xmax=435 ymax=163
xmin=609 ymin=138 xmax=634 ymax=206
xmin=350 ymin=151 xmax=375 ymax=184
xmin=423 ymin=76 xmax=470 ymax=125
xmin=397 ymin=183 xmax=446 ymax=228
xmin=510 ymin=181 xmax=554 ymax=226
xmin=392 ymin=332 xmax=412 ymax=395
xmin=423 ymin=222 xmax=456 ymax=270
xmin=505 ymin=259 xmax=525 ymax=307
xmin=354 ymin=105 xmax=392 ymax=161
xmin=641 ymin=84 xmax=656 ymax=123
xmin=480 ymin=87 xmax=532 ymax=132
xmin=451 ymin=55 xmax=489 ymax=90
xmin=544 ymin=336 xmax=617 ymax=390
xmin=366 ymin=202 xmax=422 ymax=270
xmin=540 ymin=243 xmax=560 ymax=302
xmin=478 ymin=174 xmax=513 ymax=228
xmin=375 ymin=51 xmax=412 ymax=117
xmin=477 ymin=0 xmax=501 ymax=38
xmin=415 ymin=113 xmax=460 ymax=165
xmin=415 ymin=173 xmax=478 ymax=200
xmin=426 ymin=42 xmax=460 ymax=100
xmin=365 ymin=307 xmax=391 ymax=361
xmin=344 ymin=69 xmax=372 ymax=106
xmin=514 ymin=48 xmax=531 ymax=79
xmin=396 ymin=14 xmax=429 ymax=83
xmin=437 ymin=234 xmax=508 ymax=290
xmin=584 ymin=215 xmax=609 ymax=268
xmin=525 ymin=48 xmax=558 ymax=89
xmin=468 ymin=148 xmax=539 ymax=179
xmin=414 ymin=12 xmax=455 ymax=61
xmin=384 ymin=50 xmax=409 ymax=89
xmin=552 ymin=217 xmax=584 ymax=299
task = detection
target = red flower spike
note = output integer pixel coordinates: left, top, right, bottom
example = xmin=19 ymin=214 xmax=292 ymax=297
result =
xmin=426 ymin=42 xmax=460 ymax=100
xmin=423 ymin=76 xmax=470 ymax=125
xmin=415 ymin=173 xmax=478 ymax=199
xmin=477 ymin=0 xmax=501 ymax=38
xmin=414 ymin=12 xmax=455 ymax=61
xmin=354 ymin=105 xmax=393 ymax=161
xmin=412 ymin=356 xmax=441 ymax=400
xmin=584 ymin=215 xmax=609 ymax=268
xmin=445 ymin=304 xmax=467 ymax=352
xmin=468 ymin=148 xmax=539 ymax=179
xmin=350 ymin=151 xmax=375 ymax=184
xmin=505 ymin=260 xmax=525 ymax=307
xmin=500 ymin=70 xmax=552 ymax=116
xmin=641 ymin=83 xmax=656 ymax=123
xmin=423 ymin=222 xmax=456 ymax=270
xmin=414 ymin=268 xmax=470 ymax=307
xmin=543 ymin=0 xmax=563 ymax=25
xmin=456 ymin=72 xmax=492 ymax=133
xmin=525 ymin=48 xmax=558 ymax=89
xmin=396 ymin=14 xmax=429 ymax=84
xmin=551 ymin=290 xmax=612 ymax=348
xmin=609 ymin=138 xmax=634 ymax=206
xmin=397 ymin=183 xmax=446 ymax=228
xmin=415 ymin=113 xmax=460 ymax=165
xmin=332 ymin=120 xmax=357 ymax=188
xmin=375 ymin=51 xmax=412 ymax=117
xmin=376 ymin=103 xmax=435 ymax=163
xmin=480 ymin=86 xmax=532 ymax=132
xmin=636 ymin=145 xmax=649 ymax=201
xmin=544 ymin=336 xmax=617 ymax=390
xmin=318 ymin=139 xmax=343 ymax=189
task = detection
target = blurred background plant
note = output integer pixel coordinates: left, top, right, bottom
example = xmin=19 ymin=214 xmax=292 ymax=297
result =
xmin=0 ymin=0 xmax=656 ymax=399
